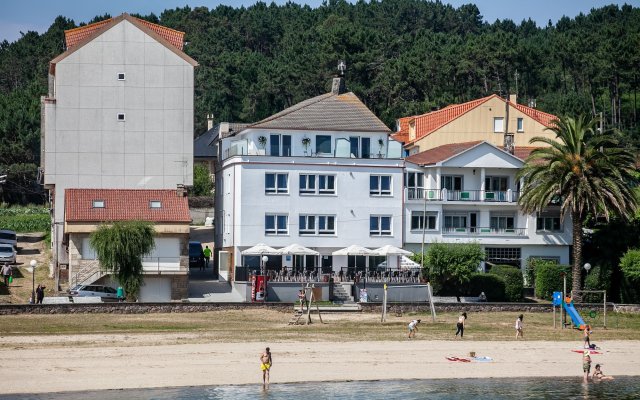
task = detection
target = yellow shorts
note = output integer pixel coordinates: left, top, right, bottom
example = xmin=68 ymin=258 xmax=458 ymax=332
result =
xmin=261 ymin=363 xmax=271 ymax=371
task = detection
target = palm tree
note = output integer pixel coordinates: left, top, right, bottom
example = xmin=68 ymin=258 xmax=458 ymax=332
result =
xmin=517 ymin=115 xmax=638 ymax=297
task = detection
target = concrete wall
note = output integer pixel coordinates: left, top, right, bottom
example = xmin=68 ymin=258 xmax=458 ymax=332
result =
xmin=353 ymin=283 xmax=430 ymax=303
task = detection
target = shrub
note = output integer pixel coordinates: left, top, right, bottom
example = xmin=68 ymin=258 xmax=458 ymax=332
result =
xmin=465 ymin=273 xmax=506 ymax=301
xmin=582 ymin=265 xmax=612 ymax=303
xmin=0 ymin=213 xmax=50 ymax=232
xmin=424 ymin=242 xmax=485 ymax=295
xmin=620 ymin=249 xmax=640 ymax=303
xmin=535 ymin=263 xmax=571 ymax=300
xmin=490 ymin=265 xmax=524 ymax=301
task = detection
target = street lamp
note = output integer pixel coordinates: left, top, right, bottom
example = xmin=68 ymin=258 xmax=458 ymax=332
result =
xmin=29 ymin=259 xmax=37 ymax=304
xmin=261 ymin=255 xmax=269 ymax=277
xmin=584 ymin=263 xmax=592 ymax=273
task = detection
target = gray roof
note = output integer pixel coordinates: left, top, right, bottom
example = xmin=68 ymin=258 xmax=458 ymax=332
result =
xmin=245 ymin=92 xmax=390 ymax=133
xmin=194 ymin=130 xmax=217 ymax=158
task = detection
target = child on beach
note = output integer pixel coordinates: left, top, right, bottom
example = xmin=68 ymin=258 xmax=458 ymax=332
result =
xmin=260 ymin=347 xmax=272 ymax=387
xmin=515 ymin=314 xmax=524 ymax=340
xmin=592 ymin=364 xmax=614 ymax=381
xmin=298 ymin=290 xmax=306 ymax=312
xmin=583 ymin=350 xmax=592 ymax=383
xmin=408 ymin=319 xmax=421 ymax=339
xmin=455 ymin=312 xmax=467 ymax=338
xmin=584 ymin=324 xmax=592 ymax=349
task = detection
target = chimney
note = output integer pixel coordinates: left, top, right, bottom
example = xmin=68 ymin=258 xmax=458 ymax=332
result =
xmin=509 ymin=93 xmax=517 ymax=104
xmin=332 ymin=60 xmax=347 ymax=95
xmin=206 ymin=114 xmax=214 ymax=130
xmin=176 ymin=184 xmax=187 ymax=197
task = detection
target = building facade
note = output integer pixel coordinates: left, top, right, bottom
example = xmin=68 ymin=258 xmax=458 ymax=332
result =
xmin=41 ymin=14 xmax=197 ymax=282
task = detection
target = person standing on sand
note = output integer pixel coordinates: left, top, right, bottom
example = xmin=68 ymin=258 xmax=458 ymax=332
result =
xmin=260 ymin=347 xmax=272 ymax=387
xmin=455 ymin=312 xmax=467 ymax=338
xmin=408 ymin=319 xmax=420 ymax=339
xmin=584 ymin=324 xmax=592 ymax=349
xmin=583 ymin=350 xmax=592 ymax=383
xmin=515 ymin=314 xmax=524 ymax=340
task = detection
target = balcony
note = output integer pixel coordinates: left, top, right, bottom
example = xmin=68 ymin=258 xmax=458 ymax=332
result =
xmin=442 ymin=227 xmax=528 ymax=236
xmin=406 ymin=188 xmax=519 ymax=203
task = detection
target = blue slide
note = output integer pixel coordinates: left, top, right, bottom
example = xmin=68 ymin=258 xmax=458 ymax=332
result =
xmin=563 ymin=301 xmax=586 ymax=329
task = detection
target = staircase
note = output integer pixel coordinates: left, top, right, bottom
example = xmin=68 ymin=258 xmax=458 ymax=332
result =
xmin=70 ymin=261 xmax=105 ymax=288
xmin=332 ymin=283 xmax=355 ymax=304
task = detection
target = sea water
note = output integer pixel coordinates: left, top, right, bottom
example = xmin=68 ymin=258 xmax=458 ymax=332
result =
xmin=5 ymin=376 xmax=638 ymax=400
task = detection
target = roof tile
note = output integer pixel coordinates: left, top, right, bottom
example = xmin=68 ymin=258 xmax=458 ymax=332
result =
xmin=65 ymin=189 xmax=191 ymax=223
xmin=406 ymin=141 xmax=483 ymax=166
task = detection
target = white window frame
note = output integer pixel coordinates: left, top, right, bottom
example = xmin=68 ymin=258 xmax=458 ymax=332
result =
xmin=265 ymin=214 xmax=288 ymax=235
xmin=299 ymin=174 xmax=336 ymax=195
xmin=149 ymin=200 xmax=162 ymax=209
xmin=265 ymin=172 xmax=288 ymax=194
xmin=370 ymin=215 xmax=392 ymax=236
xmin=444 ymin=214 xmax=467 ymax=229
xmin=490 ymin=214 xmax=515 ymax=230
xmin=299 ymin=214 xmax=336 ymax=235
xmin=92 ymin=200 xmax=105 ymax=208
xmin=117 ymin=113 xmax=126 ymax=121
xmin=517 ymin=117 xmax=524 ymax=132
xmin=441 ymin=175 xmax=463 ymax=191
xmin=410 ymin=211 xmax=437 ymax=231
xmin=536 ymin=215 xmax=562 ymax=232
xmin=315 ymin=135 xmax=332 ymax=154
xmin=370 ymin=175 xmax=392 ymax=196
xmin=494 ymin=117 xmax=504 ymax=132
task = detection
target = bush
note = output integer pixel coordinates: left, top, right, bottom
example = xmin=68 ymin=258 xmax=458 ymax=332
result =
xmin=424 ymin=242 xmax=484 ymax=295
xmin=583 ymin=265 xmax=612 ymax=303
xmin=535 ymin=263 xmax=571 ymax=300
xmin=0 ymin=213 xmax=50 ymax=232
xmin=465 ymin=273 xmax=506 ymax=301
xmin=490 ymin=265 xmax=524 ymax=301
xmin=620 ymin=249 xmax=640 ymax=303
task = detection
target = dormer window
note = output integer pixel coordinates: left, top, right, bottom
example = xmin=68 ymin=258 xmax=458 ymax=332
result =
xmin=149 ymin=201 xmax=162 ymax=209
xmin=92 ymin=200 xmax=105 ymax=208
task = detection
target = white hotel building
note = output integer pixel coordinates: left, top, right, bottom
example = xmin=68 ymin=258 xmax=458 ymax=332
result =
xmin=213 ymin=76 xmax=406 ymax=278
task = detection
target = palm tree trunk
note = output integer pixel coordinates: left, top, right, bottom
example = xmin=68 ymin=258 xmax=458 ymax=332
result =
xmin=572 ymin=210 xmax=583 ymax=299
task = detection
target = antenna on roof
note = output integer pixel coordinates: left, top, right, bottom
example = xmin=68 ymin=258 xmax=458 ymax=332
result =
xmin=337 ymin=60 xmax=346 ymax=77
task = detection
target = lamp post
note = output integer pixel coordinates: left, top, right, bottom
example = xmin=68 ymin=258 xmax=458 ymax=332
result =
xmin=261 ymin=255 xmax=269 ymax=277
xmin=29 ymin=259 xmax=36 ymax=304
xmin=584 ymin=263 xmax=591 ymax=274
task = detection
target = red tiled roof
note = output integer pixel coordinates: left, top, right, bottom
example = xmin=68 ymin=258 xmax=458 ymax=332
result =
xmin=65 ymin=189 xmax=191 ymax=223
xmin=399 ymin=94 xmax=558 ymax=145
xmin=65 ymin=15 xmax=185 ymax=50
xmin=406 ymin=141 xmax=483 ymax=166
xmin=391 ymin=116 xmax=411 ymax=143
xmin=514 ymin=146 xmax=539 ymax=161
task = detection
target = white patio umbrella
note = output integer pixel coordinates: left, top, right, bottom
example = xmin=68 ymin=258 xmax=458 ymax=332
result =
xmin=332 ymin=245 xmax=374 ymax=256
xmin=372 ymin=245 xmax=414 ymax=271
xmin=241 ymin=243 xmax=279 ymax=276
xmin=276 ymin=243 xmax=319 ymax=255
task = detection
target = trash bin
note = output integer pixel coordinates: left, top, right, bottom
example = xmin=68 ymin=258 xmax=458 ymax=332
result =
xmin=117 ymin=287 xmax=124 ymax=302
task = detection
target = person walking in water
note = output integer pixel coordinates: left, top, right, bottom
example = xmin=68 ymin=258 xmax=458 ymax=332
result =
xmin=408 ymin=319 xmax=421 ymax=339
xmin=455 ymin=312 xmax=467 ymax=338
xmin=203 ymin=245 xmax=211 ymax=269
xmin=583 ymin=350 xmax=592 ymax=383
xmin=515 ymin=314 xmax=524 ymax=340
xmin=260 ymin=347 xmax=272 ymax=387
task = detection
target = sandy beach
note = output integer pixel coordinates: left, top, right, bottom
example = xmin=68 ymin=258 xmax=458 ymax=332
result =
xmin=2 ymin=334 xmax=639 ymax=394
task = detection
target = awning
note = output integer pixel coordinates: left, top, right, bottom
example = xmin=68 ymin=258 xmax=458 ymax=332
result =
xmin=332 ymin=245 xmax=374 ymax=256
xmin=276 ymin=243 xmax=319 ymax=256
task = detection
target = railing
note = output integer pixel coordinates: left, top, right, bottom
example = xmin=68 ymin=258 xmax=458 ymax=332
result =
xmin=70 ymin=260 xmax=103 ymax=288
xmin=442 ymin=227 xmax=528 ymax=236
xmin=236 ymin=267 xmax=422 ymax=283
xmin=406 ymin=188 xmax=519 ymax=203
xmin=142 ymin=257 xmax=183 ymax=273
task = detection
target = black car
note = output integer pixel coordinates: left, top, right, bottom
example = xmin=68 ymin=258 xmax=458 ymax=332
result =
xmin=189 ymin=241 xmax=205 ymax=268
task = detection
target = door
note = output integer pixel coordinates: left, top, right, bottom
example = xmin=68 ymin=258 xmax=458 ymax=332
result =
xmin=469 ymin=213 xmax=477 ymax=233
xmin=138 ymin=277 xmax=172 ymax=302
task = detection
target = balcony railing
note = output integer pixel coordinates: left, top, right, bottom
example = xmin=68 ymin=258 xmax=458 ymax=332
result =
xmin=406 ymin=188 xmax=519 ymax=203
xmin=442 ymin=227 xmax=528 ymax=236
xmin=142 ymin=257 xmax=183 ymax=272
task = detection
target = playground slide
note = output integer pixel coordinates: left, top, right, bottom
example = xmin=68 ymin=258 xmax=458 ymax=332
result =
xmin=563 ymin=301 xmax=586 ymax=329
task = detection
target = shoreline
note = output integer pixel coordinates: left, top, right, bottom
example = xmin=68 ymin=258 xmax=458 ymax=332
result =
xmin=3 ymin=337 xmax=640 ymax=394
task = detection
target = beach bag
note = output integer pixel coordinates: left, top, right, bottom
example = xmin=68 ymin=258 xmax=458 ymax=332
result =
xmin=590 ymin=344 xmax=597 ymax=350
xmin=8 ymin=276 xmax=12 ymax=284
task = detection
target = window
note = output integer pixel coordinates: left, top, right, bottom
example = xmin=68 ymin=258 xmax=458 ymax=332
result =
xmin=485 ymin=176 xmax=508 ymax=191
xmin=406 ymin=172 xmax=424 ymax=199
xmin=269 ymin=134 xmax=291 ymax=156
xmin=485 ymin=247 xmax=521 ymax=267
xmin=536 ymin=216 xmax=562 ymax=231
xmin=92 ymin=200 xmax=105 ymax=208
xmin=265 ymin=214 xmax=288 ymax=235
xmin=117 ymin=113 xmax=125 ymax=121
xmin=370 ymin=175 xmax=392 ymax=196
xmin=117 ymin=73 xmax=126 ymax=80
xmin=316 ymin=135 xmax=332 ymax=154
xmin=517 ymin=118 xmax=524 ymax=132
xmin=265 ymin=173 xmax=288 ymax=194
xmin=441 ymin=175 xmax=462 ymax=191
xmin=494 ymin=117 xmax=504 ymax=132
xmin=490 ymin=215 xmax=515 ymax=230
xmin=349 ymin=137 xmax=360 ymax=158
xmin=149 ymin=201 xmax=162 ymax=209
xmin=299 ymin=174 xmax=335 ymax=195
xmin=299 ymin=215 xmax=336 ymax=235
xmin=361 ymin=137 xmax=371 ymax=159
xmin=411 ymin=211 xmax=437 ymax=230
xmin=370 ymin=215 xmax=392 ymax=236
xmin=444 ymin=215 xmax=467 ymax=228
xmin=349 ymin=137 xmax=371 ymax=158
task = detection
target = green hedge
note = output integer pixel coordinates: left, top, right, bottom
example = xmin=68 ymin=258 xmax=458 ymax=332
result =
xmin=534 ymin=263 xmax=571 ymax=300
xmin=465 ymin=273 xmax=506 ymax=301
xmin=620 ymin=249 xmax=640 ymax=303
xmin=0 ymin=214 xmax=50 ymax=232
xmin=490 ymin=265 xmax=524 ymax=301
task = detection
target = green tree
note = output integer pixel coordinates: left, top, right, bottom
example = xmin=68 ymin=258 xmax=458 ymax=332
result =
xmin=518 ymin=115 xmax=638 ymax=297
xmin=89 ymin=221 xmax=155 ymax=300
xmin=190 ymin=163 xmax=214 ymax=196
xmin=423 ymin=242 xmax=485 ymax=294
xmin=620 ymin=248 xmax=640 ymax=303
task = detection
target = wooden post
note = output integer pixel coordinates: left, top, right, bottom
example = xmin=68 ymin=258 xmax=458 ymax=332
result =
xmin=553 ymin=304 xmax=556 ymax=329
xmin=427 ymin=282 xmax=436 ymax=323
xmin=603 ymin=291 xmax=607 ymax=329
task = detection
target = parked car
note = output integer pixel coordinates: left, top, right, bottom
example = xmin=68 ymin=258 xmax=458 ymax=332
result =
xmin=189 ymin=241 xmax=205 ymax=268
xmin=68 ymin=285 xmax=118 ymax=300
xmin=0 ymin=244 xmax=16 ymax=264
xmin=0 ymin=230 xmax=17 ymax=249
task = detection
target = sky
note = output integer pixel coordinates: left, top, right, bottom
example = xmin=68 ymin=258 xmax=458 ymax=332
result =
xmin=1 ymin=0 xmax=636 ymax=43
